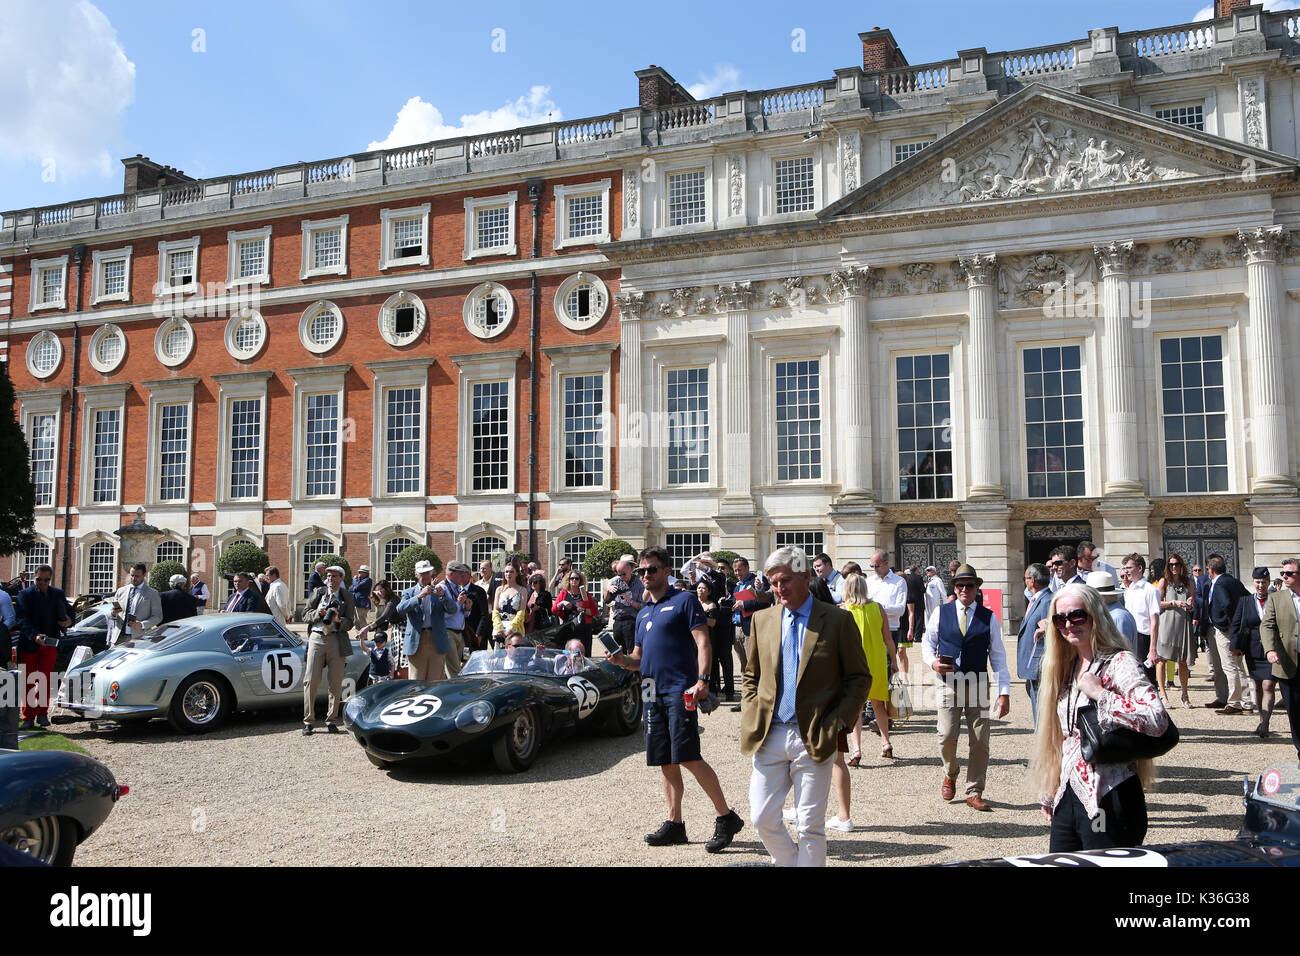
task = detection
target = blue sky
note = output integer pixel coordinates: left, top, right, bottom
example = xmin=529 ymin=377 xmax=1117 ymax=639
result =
xmin=1 ymin=0 xmax=1295 ymax=212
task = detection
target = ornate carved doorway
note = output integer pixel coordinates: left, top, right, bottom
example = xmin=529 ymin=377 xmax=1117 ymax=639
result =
xmin=895 ymin=524 xmax=959 ymax=581
xmin=1162 ymin=519 xmax=1239 ymax=578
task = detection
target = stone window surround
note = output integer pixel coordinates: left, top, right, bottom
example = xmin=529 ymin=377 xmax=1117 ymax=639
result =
xmin=300 ymin=214 xmax=349 ymax=279
xmin=377 ymin=290 xmax=428 ymax=347
xmin=287 ymin=363 xmax=349 ymax=504
xmin=214 ymin=370 xmax=271 ymax=504
xmin=463 ymin=192 xmax=518 ymax=260
xmin=144 ymin=377 xmax=198 ymax=507
xmin=553 ymin=272 xmax=610 ymax=331
xmin=156 ymin=236 xmax=200 ymax=295
xmin=543 ymin=342 xmax=616 ymax=495
xmin=226 ymin=225 xmax=273 ymax=286
xmin=30 ymin=255 xmax=68 ymax=312
xmin=19 ymin=387 xmax=64 ymax=511
xmin=451 ymin=349 xmax=522 ymax=498
xmin=365 ymin=357 xmax=433 ymax=500
xmin=763 ymin=344 xmax=831 ymax=486
xmin=659 ymin=162 xmax=713 ymax=235
xmin=26 ymin=330 xmax=64 ymax=380
xmin=87 ymin=323 xmax=127 ymax=374
xmin=154 ymin=315 xmax=195 ymax=367
xmin=651 ymin=340 xmax=721 ymax=491
xmin=224 ymin=308 xmax=269 ymax=361
xmin=379 ymin=203 xmax=431 ymax=270
xmin=76 ymin=383 xmax=128 ymax=510
xmin=761 ymin=146 xmax=821 ymax=222
xmin=299 ymin=299 xmax=345 ymax=354
xmin=462 ymin=281 xmax=515 ymax=340
xmin=553 ymin=180 xmax=611 ymax=250
xmin=90 ymin=246 xmax=132 ymax=306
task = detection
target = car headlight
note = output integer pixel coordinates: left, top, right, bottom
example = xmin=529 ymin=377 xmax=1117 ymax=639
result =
xmin=344 ymin=695 xmax=365 ymax=724
xmin=454 ymin=700 xmax=494 ymax=732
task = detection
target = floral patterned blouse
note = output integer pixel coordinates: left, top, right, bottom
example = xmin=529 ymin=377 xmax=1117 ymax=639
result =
xmin=1047 ymin=650 xmax=1169 ymax=819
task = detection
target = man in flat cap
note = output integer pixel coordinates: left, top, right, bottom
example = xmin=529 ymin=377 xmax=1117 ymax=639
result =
xmin=922 ymin=563 xmax=1010 ymax=811
xmin=302 ymin=564 xmax=355 ymax=735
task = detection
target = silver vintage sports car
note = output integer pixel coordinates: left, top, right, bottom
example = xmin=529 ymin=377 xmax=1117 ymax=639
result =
xmin=57 ymin=613 xmax=370 ymax=733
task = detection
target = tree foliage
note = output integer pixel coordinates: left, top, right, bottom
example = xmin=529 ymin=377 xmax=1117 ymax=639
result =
xmin=149 ymin=560 xmax=187 ymax=593
xmin=215 ymin=541 xmax=270 ymax=577
xmin=581 ymin=538 xmax=634 ymax=584
xmin=391 ymin=545 xmax=442 ymax=583
xmin=0 ymin=360 xmax=36 ymax=556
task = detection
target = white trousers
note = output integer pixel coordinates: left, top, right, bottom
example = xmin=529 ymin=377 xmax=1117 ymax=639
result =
xmin=1214 ymin=628 xmax=1254 ymax=708
xmin=749 ymin=721 xmax=834 ymax=867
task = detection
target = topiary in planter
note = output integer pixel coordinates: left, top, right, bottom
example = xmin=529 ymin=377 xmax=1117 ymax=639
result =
xmin=215 ymin=541 xmax=269 ymax=578
xmin=149 ymin=560 xmax=187 ymax=593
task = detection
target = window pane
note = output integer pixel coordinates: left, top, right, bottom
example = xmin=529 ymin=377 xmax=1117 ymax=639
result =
xmin=566 ymin=194 xmax=603 ymax=238
xmin=1023 ymin=346 xmax=1084 ymax=498
xmin=158 ymin=404 xmax=189 ymax=501
xmin=667 ymin=171 xmax=706 ymax=226
xmin=897 ymin=353 xmax=953 ymax=500
xmin=301 ymin=538 xmax=333 ymax=599
xmin=667 ymin=368 xmax=709 ymax=484
xmin=238 ymin=238 xmax=265 ymax=278
xmin=665 ymin=533 xmax=711 ymax=572
xmin=29 ymin=414 xmax=56 ymax=507
xmin=774 ymin=156 xmax=815 ymax=214
xmin=92 ymin=408 xmax=121 ymax=503
xmin=775 ymin=530 xmax=823 ymax=557
xmin=312 ymin=228 xmax=341 ymax=269
xmin=305 ymin=393 xmax=339 ymax=496
xmin=775 ymin=360 xmax=822 ymax=481
xmin=476 ymin=206 xmax=511 ymax=249
xmin=472 ymin=381 xmax=509 ymax=491
xmin=385 ymin=387 xmax=421 ymax=494
xmin=470 ymin=536 xmax=505 ymax=567
xmin=563 ymin=374 xmax=604 ymax=488
xmin=1161 ymin=335 xmax=1227 ymax=495
xmin=229 ymin=399 xmax=262 ymax=498
xmin=88 ymin=542 xmax=115 ymax=595
xmin=384 ymin=537 xmax=417 ymax=592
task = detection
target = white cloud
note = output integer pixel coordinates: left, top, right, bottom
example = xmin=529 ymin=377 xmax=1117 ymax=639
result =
xmin=368 ymin=86 xmax=562 ymax=150
xmin=1196 ymin=0 xmax=1298 ymax=20
xmin=687 ymin=65 xmax=741 ymax=100
xmin=0 ymin=0 xmax=134 ymax=179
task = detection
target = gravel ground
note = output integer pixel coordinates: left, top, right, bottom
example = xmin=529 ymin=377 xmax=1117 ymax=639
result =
xmin=62 ymin=645 xmax=1292 ymax=867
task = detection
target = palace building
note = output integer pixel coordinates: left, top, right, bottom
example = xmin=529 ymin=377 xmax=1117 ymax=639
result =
xmin=4 ymin=0 xmax=1300 ymax=619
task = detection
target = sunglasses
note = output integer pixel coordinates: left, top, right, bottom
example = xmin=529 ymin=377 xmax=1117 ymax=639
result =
xmin=1048 ymin=560 xmax=1065 ymax=567
xmin=1051 ymin=609 xmax=1091 ymax=628
xmin=634 ymin=566 xmax=662 ymax=577
xmin=36 ymin=577 xmax=51 ymax=583
xmin=1167 ymin=562 xmax=1183 ymax=568
xmin=1283 ymin=570 xmax=1298 ymax=578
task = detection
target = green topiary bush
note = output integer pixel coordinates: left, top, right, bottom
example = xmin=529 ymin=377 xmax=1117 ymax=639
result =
xmin=581 ymin=538 xmax=634 ymax=585
xmin=216 ymin=541 xmax=270 ymax=578
xmin=391 ymin=545 xmax=442 ymax=583
xmin=316 ymin=553 xmax=351 ymax=582
xmin=710 ymin=550 xmax=741 ymax=585
xmin=149 ymin=560 xmax=187 ymax=593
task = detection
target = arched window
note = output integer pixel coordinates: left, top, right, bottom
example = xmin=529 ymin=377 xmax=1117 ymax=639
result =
xmin=87 ymin=542 xmax=116 ymax=596
xmin=23 ymin=543 xmax=51 ymax=579
xmin=469 ymin=535 xmax=505 ymax=568
xmin=562 ymin=535 xmax=599 ymax=569
xmin=383 ymin=536 xmax=417 ymax=592
xmin=157 ymin=541 xmax=185 ymax=566
xmin=301 ymin=537 xmax=334 ymax=598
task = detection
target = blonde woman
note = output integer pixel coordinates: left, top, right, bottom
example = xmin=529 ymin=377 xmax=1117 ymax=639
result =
xmin=491 ymin=564 xmax=527 ymax=647
xmin=843 ymin=572 xmax=898 ymax=762
xmin=1030 ymin=583 xmax=1169 ymax=852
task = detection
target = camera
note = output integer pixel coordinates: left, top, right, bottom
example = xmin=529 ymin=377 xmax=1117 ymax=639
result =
xmin=321 ymin=593 xmax=341 ymax=625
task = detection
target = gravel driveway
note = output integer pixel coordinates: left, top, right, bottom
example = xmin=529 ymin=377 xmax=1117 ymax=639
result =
xmin=63 ymin=652 xmax=1289 ymax=867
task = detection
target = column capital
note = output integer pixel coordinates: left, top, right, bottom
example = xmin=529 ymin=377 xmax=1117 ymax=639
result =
xmin=614 ymin=291 xmax=649 ymax=320
xmin=1238 ymin=226 xmax=1287 ymax=265
xmin=957 ymin=253 xmax=997 ymax=288
xmin=715 ymin=280 xmax=754 ymax=311
xmin=1093 ymin=239 xmax=1137 ymax=277
xmin=829 ymin=266 xmax=871 ymax=299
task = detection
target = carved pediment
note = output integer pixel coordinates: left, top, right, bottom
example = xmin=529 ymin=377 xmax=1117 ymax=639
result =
xmin=821 ymin=84 xmax=1297 ymax=218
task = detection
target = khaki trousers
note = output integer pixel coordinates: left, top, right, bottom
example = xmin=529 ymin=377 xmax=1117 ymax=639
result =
xmin=934 ymin=673 xmax=992 ymax=796
xmin=354 ymin=606 xmax=370 ymax=630
xmin=303 ymin=634 xmax=346 ymax=726
xmin=1214 ymin=628 xmax=1254 ymax=708
xmin=733 ymin=625 xmax=749 ymax=672
xmin=445 ymin=629 xmax=466 ymax=678
xmin=406 ymin=629 xmax=445 ymax=682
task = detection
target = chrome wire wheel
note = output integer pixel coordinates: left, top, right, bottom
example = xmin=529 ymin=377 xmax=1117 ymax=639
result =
xmin=182 ymin=680 xmax=222 ymax=724
xmin=511 ymin=707 xmax=537 ymax=760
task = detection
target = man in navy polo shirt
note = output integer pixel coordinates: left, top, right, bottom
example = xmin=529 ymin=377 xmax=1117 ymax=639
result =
xmin=610 ymin=546 xmax=744 ymax=854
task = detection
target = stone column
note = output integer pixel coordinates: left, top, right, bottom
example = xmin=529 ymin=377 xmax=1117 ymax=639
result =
xmin=717 ymin=281 xmax=759 ymax=527
xmin=832 ymin=266 xmax=873 ymax=501
xmin=958 ymin=254 xmax=1003 ymax=499
xmin=1240 ymin=227 xmax=1295 ymax=494
xmin=1094 ymin=240 xmax=1144 ymax=497
xmin=610 ymin=292 xmax=649 ymax=542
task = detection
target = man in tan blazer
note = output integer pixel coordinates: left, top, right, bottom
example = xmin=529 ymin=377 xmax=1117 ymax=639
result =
xmin=1260 ymin=556 xmax=1300 ymax=762
xmin=741 ymin=545 xmax=869 ymax=866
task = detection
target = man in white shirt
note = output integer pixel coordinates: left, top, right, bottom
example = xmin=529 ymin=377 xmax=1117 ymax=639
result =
xmin=923 ymin=566 xmax=946 ymax=620
xmin=1076 ymin=541 xmax=1121 ymax=590
xmin=812 ymin=553 xmax=844 ymax=605
xmin=263 ymin=566 xmax=292 ymax=628
xmin=867 ymin=550 xmax=908 ymax=639
xmin=1120 ymin=553 xmax=1160 ymax=680
xmin=922 ymin=564 xmax=1011 ymax=811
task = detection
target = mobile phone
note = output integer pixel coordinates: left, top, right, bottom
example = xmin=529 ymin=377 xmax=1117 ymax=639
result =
xmin=596 ymin=630 xmax=621 ymax=656
xmin=938 ymin=655 xmax=955 ymax=666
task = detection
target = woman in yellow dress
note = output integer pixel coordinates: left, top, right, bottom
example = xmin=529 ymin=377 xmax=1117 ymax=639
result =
xmin=844 ymin=571 xmax=899 ymax=760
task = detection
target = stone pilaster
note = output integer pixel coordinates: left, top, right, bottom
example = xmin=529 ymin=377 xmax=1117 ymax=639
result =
xmin=718 ymin=281 xmax=759 ymax=518
xmin=1097 ymin=498 xmax=1153 ymax=567
xmin=959 ymin=502 xmax=1013 ymax=623
xmin=1093 ymin=240 xmax=1144 ymax=497
xmin=830 ymin=266 xmax=873 ymax=503
xmin=958 ymin=254 xmax=1003 ymax=499
xmin=1239 ymin=227 xmax=1296 ymax=494
xmin=610 ymin=292 xmax=648 ymax=541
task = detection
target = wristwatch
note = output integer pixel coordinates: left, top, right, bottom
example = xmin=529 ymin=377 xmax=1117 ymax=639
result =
xmin=698 ymin=674 xmax=710 ymax=683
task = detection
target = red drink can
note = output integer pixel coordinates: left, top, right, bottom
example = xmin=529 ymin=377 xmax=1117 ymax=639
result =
xmin=683 ymin=688 xmax=697 ymax=711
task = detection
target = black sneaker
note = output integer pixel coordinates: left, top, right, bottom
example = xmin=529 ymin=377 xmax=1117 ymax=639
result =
xmin=705 ymin=809 xmax=745 ymax=853
xmin=301 ymin=726 xmax=313 ymax=736
xmin=644 ymin=820 xmax=688 ymax=846
xmin=326 ymin=723 xmax=342 ymax=734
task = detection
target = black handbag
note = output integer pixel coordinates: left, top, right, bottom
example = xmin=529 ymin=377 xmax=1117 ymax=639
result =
xmin=1074 ymin=656 xmax=1178 ymax=764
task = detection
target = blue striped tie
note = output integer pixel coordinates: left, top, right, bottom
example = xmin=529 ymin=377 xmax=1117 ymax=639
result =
xmin=778 ymin=610 xmax=799 ymax=722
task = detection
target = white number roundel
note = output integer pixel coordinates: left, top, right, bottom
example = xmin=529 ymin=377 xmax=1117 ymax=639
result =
xmin=379 ymin=694 xmax=443 ymax=725
xmin=261 ymin=650 xmax=303 ymax=693
xmin=568 ymin=677 xmax=600 ymax=719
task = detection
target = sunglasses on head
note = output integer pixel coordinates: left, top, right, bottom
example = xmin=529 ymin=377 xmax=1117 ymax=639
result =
xmin=1051 ymin=609 xmax=1090 ymax=628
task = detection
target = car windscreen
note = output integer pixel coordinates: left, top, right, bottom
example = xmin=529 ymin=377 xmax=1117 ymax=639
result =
xmin=463 ymin=647 xmax=571 ymax=675
xmin=117 ymin=622 xmax=203 ymax=652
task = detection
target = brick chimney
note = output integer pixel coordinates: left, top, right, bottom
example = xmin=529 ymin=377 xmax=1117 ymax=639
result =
xmin=1214 ymin=0 xmax=1252 ymax=17
xmin=121 ymin=154 xmax=197 ymax=194
xmin=635 ymin=65 xmax=695 ymax=108
xmin=859 ymin=27 xmax=908 ymax=71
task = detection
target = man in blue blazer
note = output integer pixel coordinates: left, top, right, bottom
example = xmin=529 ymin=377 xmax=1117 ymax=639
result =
xmin=1016 ymin=563 xmax=1052 ymax=721
xmin=396 ymin=559 xmax=459 ymax=681
xmin=223 ymin=572 xmax=270 ymax=614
